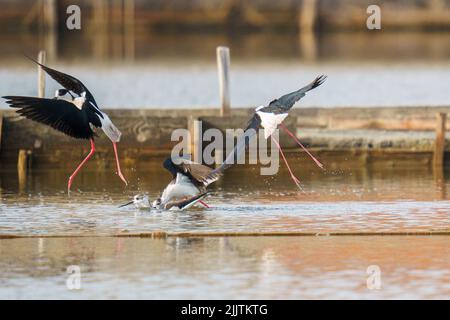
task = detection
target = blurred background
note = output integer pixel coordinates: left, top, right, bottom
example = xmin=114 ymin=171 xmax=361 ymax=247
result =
xmin=1 ymin=0 xmax=450 ymax=108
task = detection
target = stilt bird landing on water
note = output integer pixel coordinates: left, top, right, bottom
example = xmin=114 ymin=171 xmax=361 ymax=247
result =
xmin=2 ymin=59 xmax=128 ymax=191
xmin=206 ymin=75 xmax=327 ymax=189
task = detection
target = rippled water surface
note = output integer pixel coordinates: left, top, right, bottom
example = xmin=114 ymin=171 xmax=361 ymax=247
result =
xmin=1 ymin=159 xmax=450 ymax=235
xmin=0 ymin=236 xmax=449 ymax=299
xmin=1 ymin=29 xmax=449 ymax=298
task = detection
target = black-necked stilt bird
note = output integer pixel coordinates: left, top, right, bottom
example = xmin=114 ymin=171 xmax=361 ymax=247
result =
xmin=154 ymin=157 xmax=218 ymax=208
xmin=2 ymin=59 xmax=128 ymax=191
xmin=208 ymin=75 xmax=327 ymax=189
xmin=119 ymin=192 xmax=209 ymax=211
xmin=120 ymin=156 xmax=219 ymax=210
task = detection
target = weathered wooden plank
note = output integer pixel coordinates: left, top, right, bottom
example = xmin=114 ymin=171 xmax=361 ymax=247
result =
xmin=294 ymin=106 xmax=450 ymax=130
xmin=1 ymin=106 xmax=450 ymax=169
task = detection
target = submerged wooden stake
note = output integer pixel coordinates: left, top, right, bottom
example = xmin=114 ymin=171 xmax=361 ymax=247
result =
xmin=37 ymin=50 xmax=46 ymax=98
xmin=216 ymin=46 xmax=231 ymax=117
xmin=17 ymin=149 xmax=31 ymax=192
xmin=433 ymin=112 xmax=446 ymax=167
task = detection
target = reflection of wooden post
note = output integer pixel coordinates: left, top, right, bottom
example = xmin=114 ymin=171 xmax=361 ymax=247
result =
xmin=124 ymin=0 xmax=135 ymax=61
xmin=430 ymin=0 xmax=445 ymax=11
xmin=216 ymin=46 xmax=231 ymax=117
xmin=433 ymin=113 xmax=446 ymax=167
xmin=433 ymin=164 xmax=446 ymax=200
xmin=298 ymin=0 xmax=317 ymax=60
xmin=298 ymin=0 xmax=317 ymax=61
xmin=37 ymin=50 xmax=46 ymax=98
xmin=92 ymin=0 xmax=108 ymax=59
xmin=299 ymin=0 xmax=317 ymax=34
xmin=43 ymin=0 xmax=57 ymax=59
xmin=112 ymin=0 xmax=124 ymax=58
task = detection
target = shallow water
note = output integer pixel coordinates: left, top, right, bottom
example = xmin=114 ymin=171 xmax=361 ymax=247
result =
xmin=0 ymin=236 xmax=448 ymax=299
xmin=1 ymin=62 xmax=450 ymax=109
xmin=1 ymin=159 xmax=449 ymax=235
xmin=1 ymin=30 xmax=450 ymax=299
xmin=1 ymin=150 xmax=449 ymax=300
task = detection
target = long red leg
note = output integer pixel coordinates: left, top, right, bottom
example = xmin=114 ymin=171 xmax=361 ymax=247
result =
xmin=112 ymin=142 xmax=128 ymax=186
xmin=198 ymin=200 xmax=210 ymax=208
xmin=68 ymin=138 xmax=95 ymax=192
xmin=271 ymin=135 xmax=302 ymax=190
xmin=279 ymin=122 xmax=324 ymax=169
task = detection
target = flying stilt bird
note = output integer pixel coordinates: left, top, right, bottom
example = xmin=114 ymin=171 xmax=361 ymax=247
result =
xmin=2 ymin=59 xmax=128 ymax=191
xmin=207 ymin=75 xmax=327 ymax=189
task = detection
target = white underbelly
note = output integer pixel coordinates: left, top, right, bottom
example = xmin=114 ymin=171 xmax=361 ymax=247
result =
xmin=161 ymin=181 xmax=199 ymax=203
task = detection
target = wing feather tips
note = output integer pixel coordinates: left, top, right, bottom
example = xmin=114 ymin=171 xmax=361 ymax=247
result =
xmin=202 ymin=171 xmax=222 ymax=186
xmin=311 ymin=75 xmax=327 ymax=89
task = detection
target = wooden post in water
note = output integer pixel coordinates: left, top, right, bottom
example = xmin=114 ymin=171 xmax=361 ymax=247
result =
xmin=37 ymin=50 xmax=46 ymax=98
xmin=433 ymin=112 xmax=446 ymax=167
xmin=188 ymin=117 xmax=202 ymax=163
xmin=17 ymin=150 xmax=30 ymax=192
xmin=216 ymin=46 xmax=231 ymax=117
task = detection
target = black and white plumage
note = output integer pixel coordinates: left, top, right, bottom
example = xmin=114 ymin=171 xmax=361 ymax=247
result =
xmin=206 ymin=75 xmax=327 ymax=185
xmin=119 ymin=192 xmax=209 ymax=211
xmin=3 ymin=59 xmax=120 ymax=142
xmin=152 ymin=157 xmax=219 ymax=209
xmin=245 ymin=75 xmax=327 ymax=139
xmin=2 ymin=59 xmax=127 ymax=191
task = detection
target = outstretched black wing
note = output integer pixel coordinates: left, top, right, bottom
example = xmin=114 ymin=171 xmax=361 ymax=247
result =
xmin=205 ymin=114 xmax=261 ymax=179
xmin=163 ymin=157 xmax=219 ymax=186
xmin=204 ymin=76 xmax=327 ymax=180
xmin=28 ymin=56 xmax=99 ymax=109
xmin=267 ymin=75 xmax=327 ymax=112
xmin=3 ymin=96 xmax=93 ymax=139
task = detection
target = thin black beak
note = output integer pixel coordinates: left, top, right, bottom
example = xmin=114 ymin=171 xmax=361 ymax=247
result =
xmin=118 ymin=200 xmax=134 ymax=208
